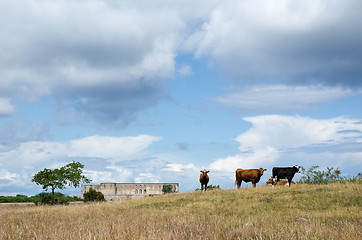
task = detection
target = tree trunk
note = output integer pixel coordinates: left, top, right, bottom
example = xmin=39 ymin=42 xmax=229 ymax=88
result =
xmin=51 ymin=187 xmax=55 ymax=205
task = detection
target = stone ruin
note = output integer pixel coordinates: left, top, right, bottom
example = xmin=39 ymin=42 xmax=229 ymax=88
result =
xmin=81 ymin=182 xmax=179 ymax=201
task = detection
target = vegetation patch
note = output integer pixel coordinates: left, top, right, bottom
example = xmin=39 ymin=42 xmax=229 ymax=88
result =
xmin=1 ymin=183 xmax=361 ymax=239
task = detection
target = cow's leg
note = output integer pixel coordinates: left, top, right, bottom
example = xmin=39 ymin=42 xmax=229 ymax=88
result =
xmin=272 ymin=178 xmax=275 ymax=188
xmin=287 ymin=178 xmax=291 ymax=187
xmin=273 ymin=177 xmax=277 ymax=186
xmin=204 ymin=183 xmax=207 ymax=191
xmin=201 ymin=184 xmax=204 ymax=191
xmin=252 ymin=181 xmax=256 ymax=187
xmin=237 ymin=180 xmax=241 ymax=189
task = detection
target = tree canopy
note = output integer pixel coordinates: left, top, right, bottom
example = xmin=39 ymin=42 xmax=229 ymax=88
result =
xmin=32 ymin=161 xmax=91 ymax=204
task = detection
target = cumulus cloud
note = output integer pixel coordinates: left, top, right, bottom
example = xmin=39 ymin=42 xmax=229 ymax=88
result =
xmin=0 ymin=98 xmax=15 ymax=117
xmin=0 ymin=120 xmax=51 ymax=152
xmin=2 ymin=0 xmax=361 ymax=126
xmin=69 ymin=135 xmax=162 ymax=159
xmin=135 ymin=173 xmax=160 ymax=183
xmin=0 ymin=133 xmax=203 ymax=194
xmin=213 ymin=85 xmax=359 ymax=113
xmin=178 ymin=64 xmax=194 ymax=76
xmin=84 ymin=167 xmax=132 ymax=183
xmin=163 ymin=163 xmax=196 ymax=172
xmin=0 ymin=169 xmax=21 ymax=184
xmin=0 ymin=134 xmax=161 ymax=193
xmin=210 ymin=115 xmax=362 ymax=173
xmin=186 ymin=0 xmax=362 ymax=86
xmin=0 ymin=0 xmax=193 ymax=126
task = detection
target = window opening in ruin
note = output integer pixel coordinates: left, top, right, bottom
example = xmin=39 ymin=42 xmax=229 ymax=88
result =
xmin=144 ymin=189 xmax=147 ymax=194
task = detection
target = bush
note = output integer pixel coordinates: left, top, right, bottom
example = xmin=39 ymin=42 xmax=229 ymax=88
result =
xmin=345 ymin=172 xmax=362 ymax=183
xmin=299 ymin=166 xmax=361 ymax=184
xmin=83 ymin=188 xmax=105 ymax=202
xmin=31 ymin=192 xmax=81 ymax=205
xmin=0 ymin=192 xmax=80 ymax=204
xmin=162 ymin=185 xmax=175 ymax=194
xmin=195 ymin=184 xmax=220 ymax=191
xmin=0 ymin=194 xmax=33 ymax=203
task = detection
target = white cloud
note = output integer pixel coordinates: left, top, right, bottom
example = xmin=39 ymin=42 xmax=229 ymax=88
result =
xmin=163 ymin=163 xmax=196 ymax=172
xmin=82 ymin=170 xmax=114 ymax=183
xmin=178 ymin=64 xmax=194 ymax=76
xmin=210 ymin=115 xmax=362 ymax=173
xmin=84 ymin=167 xmax=132 ymax=183
xmin=135 ymin=173 xmax=160 ymax=183
xmin=186 ymin=0 xmax=362 ymax=86
xmin=0 ymin=134 xmax=161 ymax=190
xmin=0 ymin=0 xmax=223 ymax=127
xmin=0 ymin=0 xmax=189 ymax=126
xmin=0 ymin=169 xmax=20 ymax=182
xmin=213 ymin=85 xmax=358 ymax=112
xmin=0 ymin=98 xmax=15 ymax=116
xmin=69 ymin=135 xmax=162 ymax=159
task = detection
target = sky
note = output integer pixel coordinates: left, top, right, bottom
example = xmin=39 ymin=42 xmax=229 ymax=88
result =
xmin=0 ymin=0 xmax=361 ymax=196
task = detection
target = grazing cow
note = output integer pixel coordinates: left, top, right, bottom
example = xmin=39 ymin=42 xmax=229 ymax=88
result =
xmin=199 ymin=169 xmax=210 ymax=191
xmin=235 ymin=168 xmax=267 ymax=188
xmin=272 ymin=165 xmax=300 ymax=187
xmin=266 ymin=177 xmax=296 ymax=186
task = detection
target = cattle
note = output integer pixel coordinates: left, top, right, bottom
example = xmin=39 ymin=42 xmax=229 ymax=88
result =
xmin=266 ymin=177 xmax=296 ymax=186
xmin=199 ymin=169 xmax=210 ymax=191
xmin=235 ymin=168 xmax=267 ymax=188
xmin=272 ymin=165 xmax=300 ymax=187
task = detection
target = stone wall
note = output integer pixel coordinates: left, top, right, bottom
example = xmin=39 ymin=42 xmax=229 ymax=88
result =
xmin=81 ymin=183 xmax=179 ymax=201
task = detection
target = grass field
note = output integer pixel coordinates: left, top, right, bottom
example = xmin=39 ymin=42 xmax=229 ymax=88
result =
xmin=0 ymin=183 xmax=361 ymax=239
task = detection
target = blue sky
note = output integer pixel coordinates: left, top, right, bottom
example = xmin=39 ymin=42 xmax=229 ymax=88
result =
xmin=1 ymin=0 xmax=361 ymax=195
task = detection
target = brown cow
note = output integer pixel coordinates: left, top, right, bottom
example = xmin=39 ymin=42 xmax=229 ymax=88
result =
xmin=235 ymin=168 xmax=267 ymax=188
xmin=199 ymin=169 xmax=210 ymax=191
xmin=266 ymin=177 xmax=296 ymax=186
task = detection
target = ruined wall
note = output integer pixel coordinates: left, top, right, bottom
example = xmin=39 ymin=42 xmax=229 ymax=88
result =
xmin=81 ymin=183 xmax=179 ymax=201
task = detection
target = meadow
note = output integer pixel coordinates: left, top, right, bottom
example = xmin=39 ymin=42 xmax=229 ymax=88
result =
xmin=0 ymin=183 xmax=361 ymax=239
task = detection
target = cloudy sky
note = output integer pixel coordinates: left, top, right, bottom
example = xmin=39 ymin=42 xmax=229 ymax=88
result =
xmin=1 ymin=0 xmax=361 ymax=195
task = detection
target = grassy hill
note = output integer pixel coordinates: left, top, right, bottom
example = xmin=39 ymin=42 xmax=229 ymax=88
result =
xmin=1 ymin=183 xmax=361 ymax=239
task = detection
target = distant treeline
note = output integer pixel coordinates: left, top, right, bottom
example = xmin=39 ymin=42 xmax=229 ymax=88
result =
xmin=0 ymin=192 xmax=82 ymax=204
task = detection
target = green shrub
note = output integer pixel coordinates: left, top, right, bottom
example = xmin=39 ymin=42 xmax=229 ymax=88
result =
xmin=0 ymin=194 xmax=33 ymax=203
xmin=0 ymin=192 xmax=82 ymax=204
xmin=195 ymin=184 xmax=220 ymax=191
xmin=162 ymin=184 xmax=175 ymax=194
xmin=299 ymin=166 xmax=361 ymax=184
xmin=83 ymin=188 xmax=105 ymax=202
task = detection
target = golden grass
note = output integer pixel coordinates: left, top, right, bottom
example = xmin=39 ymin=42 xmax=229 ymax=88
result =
xmin=0 ymin=183 xmax=361 ymax=239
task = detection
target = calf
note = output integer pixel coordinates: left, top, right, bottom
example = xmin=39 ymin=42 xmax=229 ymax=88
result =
xmin=272 ymin=165 xmax=300 ymax=187
xmin=199 ymin=169 xmax=210 ymax=191
xmin=266 ymin=177 xmax=296 ymax=186
xmin=235 ymin=168 xmax=267 ymax=188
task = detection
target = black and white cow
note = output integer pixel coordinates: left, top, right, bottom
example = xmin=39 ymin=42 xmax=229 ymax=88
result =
xmin=272 ymin=165 xmax=300 ymax=187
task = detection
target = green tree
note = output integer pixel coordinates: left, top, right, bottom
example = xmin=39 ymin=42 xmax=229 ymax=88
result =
xmin=32 ymin=161 xmax=91 ymax=204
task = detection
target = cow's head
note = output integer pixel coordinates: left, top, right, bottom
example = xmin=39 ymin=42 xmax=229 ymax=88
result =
xmin=293 ymin=165 xmax=301 ymax=173
xmin=266 ymin=177 xmax=274 ymax=185
xmin=200 ymin=169 xmax=210 ymax=176
xmin=258 ymin=168 xmax=267 ymax=175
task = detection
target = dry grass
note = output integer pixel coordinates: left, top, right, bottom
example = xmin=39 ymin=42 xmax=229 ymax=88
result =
xmin=0 ymin=183 xmax=361 ymax=239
